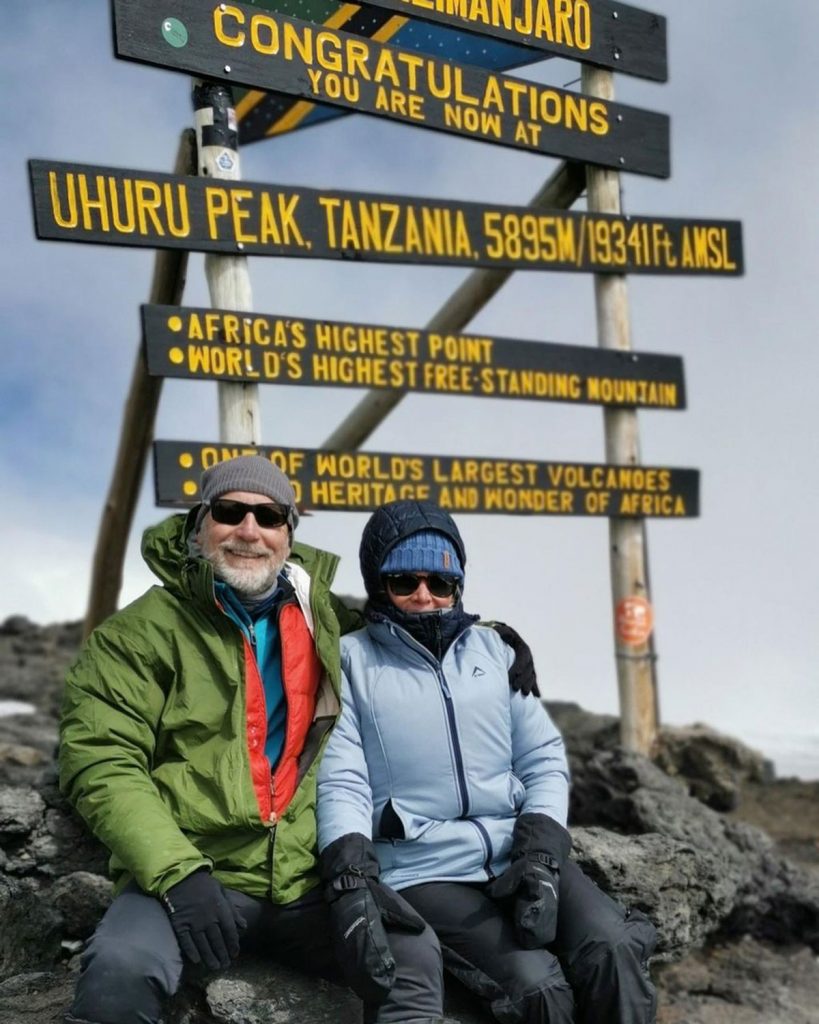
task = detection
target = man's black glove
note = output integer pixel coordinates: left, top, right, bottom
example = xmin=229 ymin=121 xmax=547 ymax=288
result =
xmin=487 ymin=813 xmax=571 ymax=948
xmin=320 ymin=833 xmax=426 ymax=1003
xmin=160 ymin=870 xmax=246 ymax=971
xmin=491 ymin=622 xmax=540 ymax=697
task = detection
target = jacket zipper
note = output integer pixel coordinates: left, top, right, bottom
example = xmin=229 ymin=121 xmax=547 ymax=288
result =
xmin=471 ymin=817 xmax=495 ymax=879
xmin=436 ymin=667 xmax=471 ymax=818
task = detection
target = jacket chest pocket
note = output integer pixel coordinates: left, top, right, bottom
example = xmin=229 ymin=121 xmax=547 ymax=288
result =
xmin=369 ymin=671 xmax=458 ymax=814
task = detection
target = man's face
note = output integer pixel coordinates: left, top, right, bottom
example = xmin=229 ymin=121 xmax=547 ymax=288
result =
xmin=198 ymin=490 xmax=291 ymax=596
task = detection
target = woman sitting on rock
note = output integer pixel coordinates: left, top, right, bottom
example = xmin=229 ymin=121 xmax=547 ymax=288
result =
xmin=317 ymin=499 xmax=658 ymax=1024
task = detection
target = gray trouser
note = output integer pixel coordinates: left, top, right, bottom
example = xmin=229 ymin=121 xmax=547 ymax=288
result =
xmin=68 ymin=882 xmax=443 ymax=1024
xmin=402 ymin=861 xmax=658 ymax=1024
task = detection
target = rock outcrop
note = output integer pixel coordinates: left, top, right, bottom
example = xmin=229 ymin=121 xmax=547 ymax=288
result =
xmin=0 ymin=619 xmax=817 ymax=1024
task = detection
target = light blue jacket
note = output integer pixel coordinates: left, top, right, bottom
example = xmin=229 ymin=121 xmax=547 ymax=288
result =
xmin=317 ymin=618 xmax=570 ymax=891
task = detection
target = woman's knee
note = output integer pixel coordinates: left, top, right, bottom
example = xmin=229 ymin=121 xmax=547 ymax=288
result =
xmin=566 ymin=908 xmax=657 ymax=982
xmin=564 ymin=910 xmax=658 ymax=1024
xmin=491 ymin=956 xmax=575 ymax=1024
xmin=377 ymin=925 xmax=444 ymax=1022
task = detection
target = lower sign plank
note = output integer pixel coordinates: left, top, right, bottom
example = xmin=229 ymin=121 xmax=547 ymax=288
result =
xmin=154 ymin=441 xmax=700 ymax=517
xmin=143 ymin=303 xmax=686 ymax=409
xmin=113 ymin=0 xmax=669 ymax=177
xmin=30 ymin=160 xmax=744 ymax=276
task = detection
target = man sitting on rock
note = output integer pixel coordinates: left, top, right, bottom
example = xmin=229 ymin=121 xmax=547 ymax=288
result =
xmin=59 ymin=455 xmax=534 ymax=1024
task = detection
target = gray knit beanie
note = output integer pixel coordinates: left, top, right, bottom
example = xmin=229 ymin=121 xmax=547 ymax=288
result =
xmin=194 ymin=455 xmax=299 ymax=533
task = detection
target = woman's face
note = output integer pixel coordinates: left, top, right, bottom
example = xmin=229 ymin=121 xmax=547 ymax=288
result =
xmin=384 ymin=573 xmax=457 ymax=613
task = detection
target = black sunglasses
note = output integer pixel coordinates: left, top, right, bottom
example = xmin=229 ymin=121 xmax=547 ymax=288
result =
xmin=384 ymin=573 xmax=459 ymax=598
xmin=209 ymin=499 xmax=289 ymax=529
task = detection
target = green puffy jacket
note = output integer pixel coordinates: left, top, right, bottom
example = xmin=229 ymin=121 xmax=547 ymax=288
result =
xmin=60 ymin=510 xmax=360 ymax=903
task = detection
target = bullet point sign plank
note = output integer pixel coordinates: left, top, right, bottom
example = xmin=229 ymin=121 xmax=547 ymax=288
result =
xmin=154 ymin=440 xmax=700 ymax=517
xmin=143 ymin=303 xmax=686 ymax=408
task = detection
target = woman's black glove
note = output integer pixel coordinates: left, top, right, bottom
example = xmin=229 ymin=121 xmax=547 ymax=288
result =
xmin=491 ymin=622 xmax=540 ymax=697
xmin=320 ymin=833 xmax=426 ymax=1003
xmin=487 ymin=814 xmax=571 ymax=948
xmin=160 ymin=870 xmax=246 ymax=970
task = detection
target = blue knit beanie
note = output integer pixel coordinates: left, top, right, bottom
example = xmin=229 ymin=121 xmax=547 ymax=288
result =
xmin=380 ymin=530 xmax=464 ymax=578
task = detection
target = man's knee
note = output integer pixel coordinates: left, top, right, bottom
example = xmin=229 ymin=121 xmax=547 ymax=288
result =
xmin=71 ymin=933 xmax=182 ymax=1024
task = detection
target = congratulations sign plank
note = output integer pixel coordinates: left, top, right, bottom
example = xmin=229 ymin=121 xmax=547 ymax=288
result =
xmin=354 ymin=0 xmax=667 ymax=80
xmin=30 ymin=160 xmax=744 ymax=276
xmin=143 ymin=303 xmax=686 ymax=409
xmin=154 ymin=441 xmax=699 ymax=517
xmin=113 ymin=0 xmax=670 ymax=177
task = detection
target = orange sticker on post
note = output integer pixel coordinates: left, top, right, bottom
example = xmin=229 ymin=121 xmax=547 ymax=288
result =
xmin=615 ymin=596 xmax=654 ymax=646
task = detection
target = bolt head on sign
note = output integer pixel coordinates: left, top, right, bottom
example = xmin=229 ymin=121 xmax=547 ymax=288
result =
xmin=615 ymin=596 xmax=654 ymax=646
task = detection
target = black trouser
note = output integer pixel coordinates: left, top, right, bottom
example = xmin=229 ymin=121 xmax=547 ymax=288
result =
xmin=402 ymin=861 xmax=657 ymax=1024
xmin=67 ymin=882 xmax=443 ymax=1024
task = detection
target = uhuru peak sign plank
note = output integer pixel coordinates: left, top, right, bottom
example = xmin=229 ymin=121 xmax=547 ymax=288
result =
xmin=155 ymin=441 xmax=699 ymax=517
xmin=112 ymin=0 xmax=669 ymax=177
xmin=30 ymin=160 xmax=744 ymax=275
xmin=353 ymin=0 xmax=667 ymax=81
xmin=144 ymin=302 xmax=686 ymax=408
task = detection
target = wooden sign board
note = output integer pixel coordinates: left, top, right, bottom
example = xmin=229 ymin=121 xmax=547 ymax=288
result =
xmin=154 ymin=440 xmax=700 ymax=517
xmin=30 ymin=160 xmax=744 ymax=276
xmin=143 ymin=303 xmax=686 ymax=409
xmin=112 ymin=0 xmax=670 ymax=177
xmin=353 ymin=0 xmax=667 ymax=81
xmin=234 ymin=0 xmax=555 ymax=144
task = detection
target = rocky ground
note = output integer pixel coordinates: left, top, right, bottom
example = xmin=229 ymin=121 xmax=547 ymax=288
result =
xmin=0 ymin=615 xmax=817 ymax=1024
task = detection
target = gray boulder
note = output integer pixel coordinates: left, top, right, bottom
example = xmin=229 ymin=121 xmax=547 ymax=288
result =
xmin=0 ymin=876 xmax=62 ymax=978
xmin=566 ymin=749 xmax=819 ymax=953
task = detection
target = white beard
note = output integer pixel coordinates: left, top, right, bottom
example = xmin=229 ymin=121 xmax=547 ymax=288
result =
xmin=206 ymin=542 xmax=287 ymax=596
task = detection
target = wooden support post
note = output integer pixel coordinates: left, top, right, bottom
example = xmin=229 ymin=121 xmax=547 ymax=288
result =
xmin=193 ymin=81 xmax=259 ymax=443
xmin=582 ymin=65 xmax=659 ymax=755
xmin=83 ymin=130 xmax=196 ymax=638
xmin=323 ymin=161 xmax=586 ymax=449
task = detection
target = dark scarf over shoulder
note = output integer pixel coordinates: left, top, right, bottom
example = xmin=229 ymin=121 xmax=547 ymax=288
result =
xmin=366 ymin=599 xmax=479 ymax=662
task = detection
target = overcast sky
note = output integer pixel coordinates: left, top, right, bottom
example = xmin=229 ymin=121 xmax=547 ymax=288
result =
xmin=3 ymin=2 xmax=817 ymax=770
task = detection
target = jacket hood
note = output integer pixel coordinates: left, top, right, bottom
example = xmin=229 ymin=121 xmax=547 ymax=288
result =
xmin=141 ymin=510 xmax=203 ymax=598
xmin=359 ymin=500 xmax=467 ymax=601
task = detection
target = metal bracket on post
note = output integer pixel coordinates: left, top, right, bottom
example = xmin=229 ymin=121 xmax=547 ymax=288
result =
xmin=582 ymin=66 xmax=659 ymax=756
xmin=193 ymin=80 xmax=259 ymax=444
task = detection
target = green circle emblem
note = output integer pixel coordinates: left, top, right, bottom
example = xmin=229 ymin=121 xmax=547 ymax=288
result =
xmin=161 ymin=18 xmax=188 ymax=48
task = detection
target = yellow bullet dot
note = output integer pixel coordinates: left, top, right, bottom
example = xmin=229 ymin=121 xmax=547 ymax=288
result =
xmin=169 ymin=347 xmax=184 ymax=364
xmin=183 ymin=481 xmax=197 ymax=496
xmin=179 ymin=453 xmax=194 ymax=469
xmin=168 ymin=316 xmax=183 ymax=332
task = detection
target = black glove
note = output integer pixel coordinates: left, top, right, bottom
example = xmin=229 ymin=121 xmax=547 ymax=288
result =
xmin=487 ymin=814 xmax=571 ymax=949
xmin=491 ymin=622 xmax=540 ymax=698
xmin=160 ymin=870 xmax=246 ymax=971
xmin=320 ymin=833 xmax=426 ymax=1003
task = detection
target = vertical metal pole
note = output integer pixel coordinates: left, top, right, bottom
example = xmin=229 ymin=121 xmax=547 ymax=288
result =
xmin=582 ymin=65 xmax=658 ymax=755
xmin=193 ymin=81 xmax=260 ymax=443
